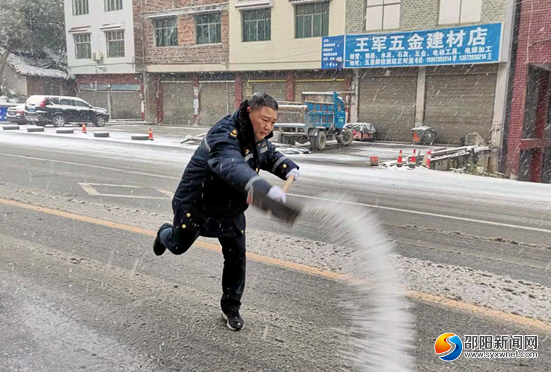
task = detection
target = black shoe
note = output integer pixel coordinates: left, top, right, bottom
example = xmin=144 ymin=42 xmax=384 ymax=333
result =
xmin=153 ymin=223 xmax=172 ymax=256
xmin=221 ymin=310 xmax=244 ymax=331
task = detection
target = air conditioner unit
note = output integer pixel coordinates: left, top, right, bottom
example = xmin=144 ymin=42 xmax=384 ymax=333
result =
xmin=92 ymin=51 xmax=103 ymax=62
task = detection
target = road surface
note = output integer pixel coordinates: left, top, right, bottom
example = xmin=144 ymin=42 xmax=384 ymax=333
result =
xmin=1 ymin=129 xmax=550 ymax=371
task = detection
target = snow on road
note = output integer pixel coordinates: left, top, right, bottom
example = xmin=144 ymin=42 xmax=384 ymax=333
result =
xmin=2 ymin=130 xmax=550 ymax=211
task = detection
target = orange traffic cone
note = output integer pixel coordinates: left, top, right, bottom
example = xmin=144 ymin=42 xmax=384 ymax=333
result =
xmin=82 ymin=123 xmax=87 ymax=134
xmin=409 ymin=149 xmax=417 ymax=169
xmin=148 ymin=127 xmax=154 ymax=141
xmin=396 ymin=150 xmax=403 ymax=168
xmin=423 ymin=150 xmax=432 ymax=169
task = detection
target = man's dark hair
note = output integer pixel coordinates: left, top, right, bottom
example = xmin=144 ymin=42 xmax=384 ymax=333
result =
xmin=248 ymin=92 xmax=278 ymax=111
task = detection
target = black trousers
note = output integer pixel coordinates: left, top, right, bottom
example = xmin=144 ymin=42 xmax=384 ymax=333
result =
xmin=159 ymin=221 xmax=246 ymax=313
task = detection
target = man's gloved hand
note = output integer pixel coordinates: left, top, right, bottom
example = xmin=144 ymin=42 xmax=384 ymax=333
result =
xmin=267 ymin=186 xmax=286 ymax=204
xmin=286 ymin=168 xmax=300 ymax=182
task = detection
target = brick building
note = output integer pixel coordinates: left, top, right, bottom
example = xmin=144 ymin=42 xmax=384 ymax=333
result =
xmin=505 ymin=0 xmax=551 ymax=183
xmin=134 ymin=0 xmax=523 ymax=175
xmin=134 ymin=0 xmax=348 ymax=126
xmin=134 ymin=0 xmax=231 ymax=126
xmin=342 ymin=0 xmax=515 ymax=163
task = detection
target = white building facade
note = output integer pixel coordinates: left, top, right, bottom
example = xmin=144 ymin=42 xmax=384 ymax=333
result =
xmin=64 ymin=0 xmax=142 ymax=119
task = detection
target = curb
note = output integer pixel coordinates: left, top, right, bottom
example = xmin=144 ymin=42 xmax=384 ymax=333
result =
xmin=2 ymin=125 xmax=20 ymax=131
xmin=131 ymin=134 xmax=149 ymax=141
xmin=94 ymin=132 xmax=110 ymax=138
xmin=27 ymin=127 xmax=45 ymax=133
xmin=56 ymin=129 xmax=75 ymax=134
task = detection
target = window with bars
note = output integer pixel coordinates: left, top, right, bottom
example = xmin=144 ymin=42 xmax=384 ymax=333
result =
xmin=105 ymin=0 xmax=123 ymax=12
xmin=196 ymin=13 xmax=222 ymax=45
xmin=243 ymin=9 xmax=271 ymax=42
xmin=295 ymin=2 xmax=329 ymax=39
xmin=365 ymin=0 xmax=401 ymax=31
xmin=74 ymin=33 xmax=91 ymax=59
xmin=155 ymin=18 xmax=178 ymax=47
xmin=106 ymin=30 xmax=125 ymax=58
xmin=73 ymin=0 xmax=89 ymax=15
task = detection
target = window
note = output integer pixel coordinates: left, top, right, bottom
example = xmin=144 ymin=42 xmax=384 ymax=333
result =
xmin=295 ymin=2 xmax=329 ymax=39
xmin=365 ymin=0 xmax=401 ymax=31
xmin=439 ymin=0 xmax=482 ymax=25
xmin=155 ymin=18 xmax=178 ymax=47
xmin=60 ymin=99 xmax=74 ymax=106
xmin=106 ymin=30 xmax=125 ymax=58
xmin=105 ymin=0 xmax=123 ymax=12
xmin=243 ymin=9 xmax=271 ymax=42
xmin=75 ymin=100 xmax=90 ymax=108
xmin=74 ymin=33 xmax=92 ymax=59
xmin=73 ymin=0 xmax=89 ymax=16
xmin=196 ymin=13 xmax=222 ymax=45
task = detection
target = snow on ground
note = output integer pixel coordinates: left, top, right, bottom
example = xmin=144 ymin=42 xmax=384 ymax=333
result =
xmin=1 ymin=129 xmax=551 ymax=210
xmin=4 ymin=186 xmax=551 ymax=325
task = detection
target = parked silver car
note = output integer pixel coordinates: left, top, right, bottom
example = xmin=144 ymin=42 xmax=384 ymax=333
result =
xmin=6 ymin=104 xmax=28 ymax=124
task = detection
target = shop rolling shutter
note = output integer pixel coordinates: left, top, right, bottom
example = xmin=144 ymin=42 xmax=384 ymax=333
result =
xmin=162 ymin=82 xmax=194 ymax=125
xmin=252 ymin=82 xmax=286 ymax=101
xmin=111 ymin=91 xmax=141 ymax=119
xmin=425 ymin=66 xmax=497 ymax=144
xmin=78 ymin=91 xmax=109 ymax=111
xmin=294 ymin=81 xmax=344 ymax=102
xmin=358 ymin=72 xmax=417 ymax=141
xmin=200 ymin=82 xmax=234 ymax=127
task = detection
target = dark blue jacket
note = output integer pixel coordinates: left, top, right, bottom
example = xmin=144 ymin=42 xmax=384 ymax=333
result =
xmin=172 ymin=101 xmax=299 ymax=238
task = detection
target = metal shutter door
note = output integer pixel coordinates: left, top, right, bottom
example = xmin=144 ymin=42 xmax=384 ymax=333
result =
xmin=425 ymin=66 xmax=497 ymax=144
xmin=162 ymin=82 xmax=194 ymax=125
xmin=200 ymin=82 xmax=234 ymax=127
xmin=359 ymin=73 xmax=417 ymax=141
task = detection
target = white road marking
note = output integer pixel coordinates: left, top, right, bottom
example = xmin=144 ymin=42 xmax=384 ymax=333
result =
xmin=157 ymin=189 xmax=175 ymax=198
xmin=78 ymin=182 xmax=172 ymax=200
xmin=3 ymin=152 xmax=550 ymax=234
xmin=78 ymin=183 xmax=100 ymax=196
xmin=289 ymin=194 xmax=551 ymax=234
xmin=0 ymin=153 xmax=180 ymax=180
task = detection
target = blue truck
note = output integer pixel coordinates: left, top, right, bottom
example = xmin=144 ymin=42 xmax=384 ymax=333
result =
xmin=274 ymin=92 xmax=354 ymax=151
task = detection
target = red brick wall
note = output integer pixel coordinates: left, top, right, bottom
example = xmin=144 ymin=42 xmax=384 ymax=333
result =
xmin=133 ymin=0 xmax=229 ymax=66
xmin=133 ymin=0 xmax=145 ymax=71
xmin=506 ymin=0 xmax=551 ymax=178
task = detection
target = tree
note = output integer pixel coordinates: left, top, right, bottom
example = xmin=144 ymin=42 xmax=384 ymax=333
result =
xmin=21 ymin=0 xmax=66 ymax=54
xmin=0 ymin=0 xmax=66 ymax=95
xmin=0 ymin=0 xmax=29 ymax=94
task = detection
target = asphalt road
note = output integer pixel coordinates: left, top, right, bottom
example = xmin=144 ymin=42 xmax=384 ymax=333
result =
xmin=1 ymin=129 xmax=550 ymax=371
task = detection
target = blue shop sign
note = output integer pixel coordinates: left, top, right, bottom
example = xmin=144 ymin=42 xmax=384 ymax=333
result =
xmin=322 ymin=23 xmax=502 ymax=69
xmin=322 ymin=35 xmax=345 ymax=69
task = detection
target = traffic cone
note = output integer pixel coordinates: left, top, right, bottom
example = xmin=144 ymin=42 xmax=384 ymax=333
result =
xmin=409 ymin=149 xmax=417 ymax=169
xmin=396 ymin=150 xmax=403 ymax=168
xmin=148 ymin=127 xmax=154 ymax=141
xmin=82 ymin=123 xmax=87 ymax=134
xmin=423 ymin=150 xmax=432 ymax=169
